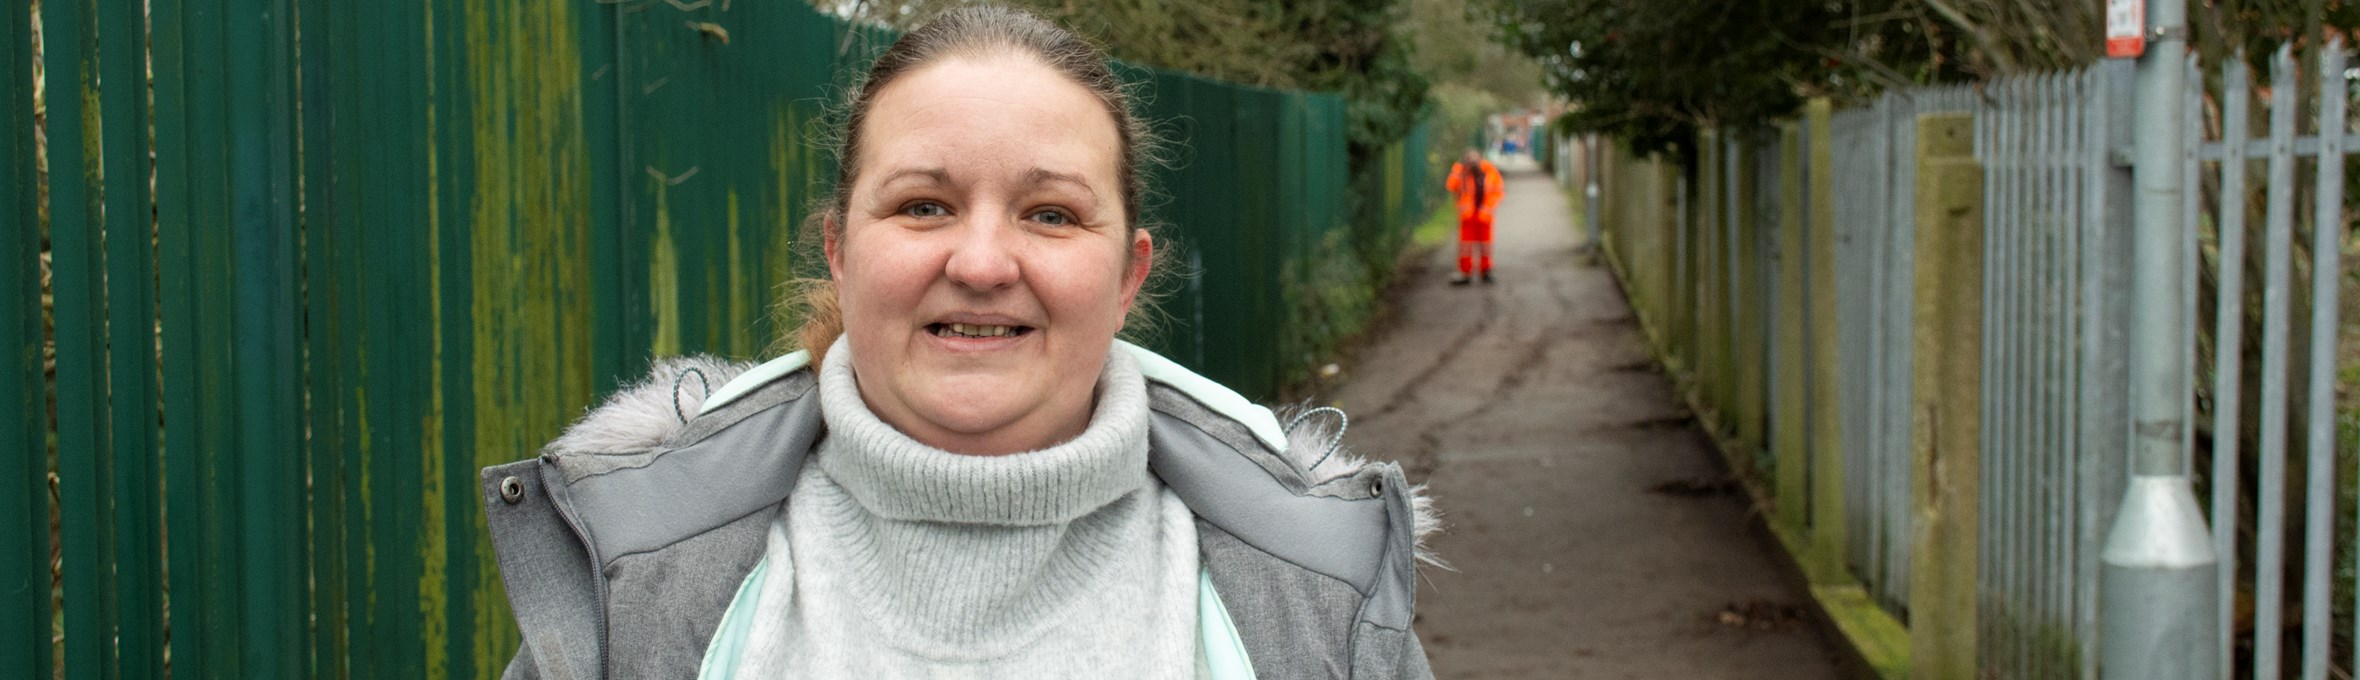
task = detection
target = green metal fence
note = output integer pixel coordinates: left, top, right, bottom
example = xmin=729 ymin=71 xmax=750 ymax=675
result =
xmin=6 ymin=0 xmax=1432 ymax=677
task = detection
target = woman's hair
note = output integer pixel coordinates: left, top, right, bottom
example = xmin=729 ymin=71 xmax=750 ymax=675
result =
xmin=784 ymin=6 xmax=1168 ymax=364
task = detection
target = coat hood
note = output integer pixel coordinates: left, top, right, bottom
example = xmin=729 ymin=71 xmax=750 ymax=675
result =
xmin=545 ymin=353 xmax=1445 ymax=569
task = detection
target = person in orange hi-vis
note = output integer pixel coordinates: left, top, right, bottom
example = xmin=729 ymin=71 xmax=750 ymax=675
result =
xmin=1444 ymin=149 xmax=1505 ymax=284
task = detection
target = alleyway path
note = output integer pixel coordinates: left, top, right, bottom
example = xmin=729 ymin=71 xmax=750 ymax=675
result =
xmin=1330 ymin=156 xmax=1847 ymax=678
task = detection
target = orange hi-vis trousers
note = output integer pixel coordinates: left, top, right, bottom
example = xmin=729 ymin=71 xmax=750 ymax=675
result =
xmin=1458 ymin=214 xmax=1492 ymax=276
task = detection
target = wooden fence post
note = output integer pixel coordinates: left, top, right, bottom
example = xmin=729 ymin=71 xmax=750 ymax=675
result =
xmin=1907 ymin=112 xmax=1982 ymax=680
xmin=1656 ymin=155 xmax=1681 ymax=343
xmin=1733 ymin=140 xmax=1766 ymax=462
xmin=1806 ymin=98 xmax=1848 ymax=569
xmin=1774 ymin=122 xmax=1810 ymax=533
xmin=1697 ymin=130 xmax=1725 ymax=408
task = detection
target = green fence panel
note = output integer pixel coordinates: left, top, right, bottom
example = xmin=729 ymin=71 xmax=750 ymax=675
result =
xmin=623 ymin=0 xmax=839 ymax=363
xmin=23 ymin=3 xmax=1440 ymax=675
xmin=231 ymin=0 xmax=308 ymax=671
xmin=296 ymin=0 xmax=352 ymax=672
xmin=96 ymin=0 xmax=164 ymax=671
xmin=150 ymin=0 xmax=218 ymax=674
xmin=1232 ymin=87 xmax=1286 ymax=396
xmin=304 ymin=0 xmax=428 ymax=674
xmin=41 ymin=0 xmax=102 ymax=675
xmin=152 ymin=0 xmax=311 ymax=674
xmin=44 ymin=0 xmax=171 ymax=671
xmin=0 ymin=0 xmax=47 ymax=672
xmin=1283 ymin=91 xmax=1321 ymax=377
xmin=1131 ymin=65 xmax=1200 ymax=366
xmin=1177 ymin=74 xmax=1263 ymax=397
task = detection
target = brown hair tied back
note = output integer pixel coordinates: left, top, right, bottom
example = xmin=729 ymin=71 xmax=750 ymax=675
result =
xmin=784 ymin=5 xmax=1167 ymax=366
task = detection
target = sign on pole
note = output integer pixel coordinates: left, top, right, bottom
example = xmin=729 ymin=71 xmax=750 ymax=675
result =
xmin=2107 ymin=0 xmax=2145 ymax=58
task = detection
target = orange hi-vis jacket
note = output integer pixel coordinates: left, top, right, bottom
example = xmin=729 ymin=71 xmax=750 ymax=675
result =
xmin=1446 ymin=159 xmax=1505 ymax=221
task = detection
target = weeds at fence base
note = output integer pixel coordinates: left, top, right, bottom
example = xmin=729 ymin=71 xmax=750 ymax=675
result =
xmin=1273 ymin=205 xmax=1451 ymax=404
xmin=1411 ymin=203 xmax=1455 ymax=248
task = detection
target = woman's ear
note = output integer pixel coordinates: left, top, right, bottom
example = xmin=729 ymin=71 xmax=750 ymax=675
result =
xmin=1121 ymin=228 xmax=1153 ymax=308
xmin=823 ymin=214 xmax=846 ymax=280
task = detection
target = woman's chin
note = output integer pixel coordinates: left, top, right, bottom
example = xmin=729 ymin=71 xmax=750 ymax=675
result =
xmin=898 ymin=401 xmax=1027 ymax=453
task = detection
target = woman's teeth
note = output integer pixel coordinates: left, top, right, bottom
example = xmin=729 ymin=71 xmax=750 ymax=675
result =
xmin=934 ymin=323 xmax=1021 ymax=338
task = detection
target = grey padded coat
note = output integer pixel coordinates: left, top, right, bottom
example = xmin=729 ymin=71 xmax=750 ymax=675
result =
xmin=481 ymin=344 xmax=1440 ymax=679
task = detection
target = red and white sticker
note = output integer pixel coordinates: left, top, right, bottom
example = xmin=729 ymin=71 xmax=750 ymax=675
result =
xmin=2107 ymin=0 xmax=2145 ymax=58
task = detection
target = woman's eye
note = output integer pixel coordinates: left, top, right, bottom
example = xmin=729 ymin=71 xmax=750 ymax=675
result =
xmin=1028 ymin=209 xmax=1072 ymax=226
xmin=901 ymin=202 xmax=949 ymax=218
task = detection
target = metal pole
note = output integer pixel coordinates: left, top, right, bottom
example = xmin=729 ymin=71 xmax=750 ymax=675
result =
xmin=2100 ymin=0 xmax=2219 ymax=677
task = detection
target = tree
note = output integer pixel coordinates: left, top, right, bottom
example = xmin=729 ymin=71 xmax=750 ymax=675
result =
xmin=1479 ymin=0 xmax=1989 ymax=156
xmin=1479 ymin=0 xmax=2360 ymax=158
xmin=818 ymin=0 xmax=1430 ymax=157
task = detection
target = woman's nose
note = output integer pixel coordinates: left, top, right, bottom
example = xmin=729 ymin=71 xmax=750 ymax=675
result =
xmin=942 ymin=213 xmax=1021 ymax=290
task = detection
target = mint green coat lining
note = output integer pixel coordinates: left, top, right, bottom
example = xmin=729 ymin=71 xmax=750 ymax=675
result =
xmin=695 ymin=559 xmax=1257 ymax=679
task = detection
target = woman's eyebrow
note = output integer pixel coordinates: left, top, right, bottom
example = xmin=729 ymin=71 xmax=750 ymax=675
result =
xmin=877 ymin=167 xmax=951 ymax=187
xmin=1024 ymin=168 xmax=1099 ymax=198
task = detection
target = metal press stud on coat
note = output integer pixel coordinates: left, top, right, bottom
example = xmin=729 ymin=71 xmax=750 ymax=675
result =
xmin=500 ymin=476 xmax=524 ymax=504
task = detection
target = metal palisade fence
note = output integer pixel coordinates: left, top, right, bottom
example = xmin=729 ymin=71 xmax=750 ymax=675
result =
xmin=4 ymin=1 xmax=1435 ymax=677
xmin=1583 ymin=44 xmax=2360 ymax=679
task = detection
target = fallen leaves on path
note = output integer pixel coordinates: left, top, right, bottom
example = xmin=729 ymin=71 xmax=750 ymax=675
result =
xmin=1712 ymin=600 xmax=1809 ymax=631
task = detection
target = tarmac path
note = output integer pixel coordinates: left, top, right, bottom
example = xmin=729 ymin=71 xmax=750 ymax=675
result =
xmin=1326 ymin=156 xmax=1848 ymax=678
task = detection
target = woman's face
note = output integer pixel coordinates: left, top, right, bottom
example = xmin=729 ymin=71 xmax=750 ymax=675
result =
xmin=827 ymin=52 xmax=1151 ymax=456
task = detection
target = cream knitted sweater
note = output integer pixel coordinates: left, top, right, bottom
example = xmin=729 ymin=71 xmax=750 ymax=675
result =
xmin=730 ymin=344 xmax=1202 ymax=678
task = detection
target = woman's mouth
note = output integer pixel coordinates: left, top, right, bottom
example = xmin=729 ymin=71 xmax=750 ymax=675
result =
xmin=927 ymin=322 xmax=1033 ymax=339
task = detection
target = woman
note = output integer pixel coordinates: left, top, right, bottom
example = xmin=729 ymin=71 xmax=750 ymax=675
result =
xmin=482 ymin=7 xmax=1438 ymax=678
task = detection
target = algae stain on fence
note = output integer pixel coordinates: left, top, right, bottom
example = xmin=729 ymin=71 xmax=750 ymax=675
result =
xmin=652 ymin=185 xmax=683 ymax=357
xmin=420 ymin=101 xmax=451 ymax=679
xmin=728 ymin=191 xmax=751 ymax=356
xmin=420 ymin=369 xmax=449 ymax=679
xmin=766 ymin=106 xmax=823 ymax=349
xmin=461 ymin=0 xmax=591 ymax=671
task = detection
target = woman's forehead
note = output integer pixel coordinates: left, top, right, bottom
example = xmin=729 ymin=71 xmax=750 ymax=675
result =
xmin=856 ymin=54 xmax=1121 ymax=185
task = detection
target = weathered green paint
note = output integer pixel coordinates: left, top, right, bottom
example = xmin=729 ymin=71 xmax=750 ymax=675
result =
xmin=0 ymin=0 xmax=49 ymax=672
xmin=41 ymin=0 xmax=110 ymax=675
xmin=292 ymin=0 xmax=343 ymax=672
xmin=1907 ymin=112 xmax=1980 ymax=680
xmin=95 ymin=0 xmax=162 ymax=670
xmin=150 ymin=0 xmax=218 ymax=673
xmin=651 ymin=186 xmax=684 ymax=357
xmin=151 ymin=0 xmax=311 ymax=674
xmin=455 ymin=3 xmax=597 ymax=676
xmin=225 ymin=0 xmax=308 ymax=671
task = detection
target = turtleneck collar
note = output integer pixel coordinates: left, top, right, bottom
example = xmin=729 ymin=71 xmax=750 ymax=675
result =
xmin=814 ymin=341 xmax=1151 ymax=526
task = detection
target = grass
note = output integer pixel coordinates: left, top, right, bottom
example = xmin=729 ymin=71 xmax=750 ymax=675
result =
xmin=1411 ymin=203 xmax=1456 ymax=248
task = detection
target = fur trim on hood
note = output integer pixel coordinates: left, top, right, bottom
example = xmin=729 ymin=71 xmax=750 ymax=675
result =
xmin=547 ymin=356 xmax=1445 ymax=569
xmin=546 ymin=355 xmax=755 ymax=455
xmin=1275 ymin=403 xmax=1450 ymax=572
